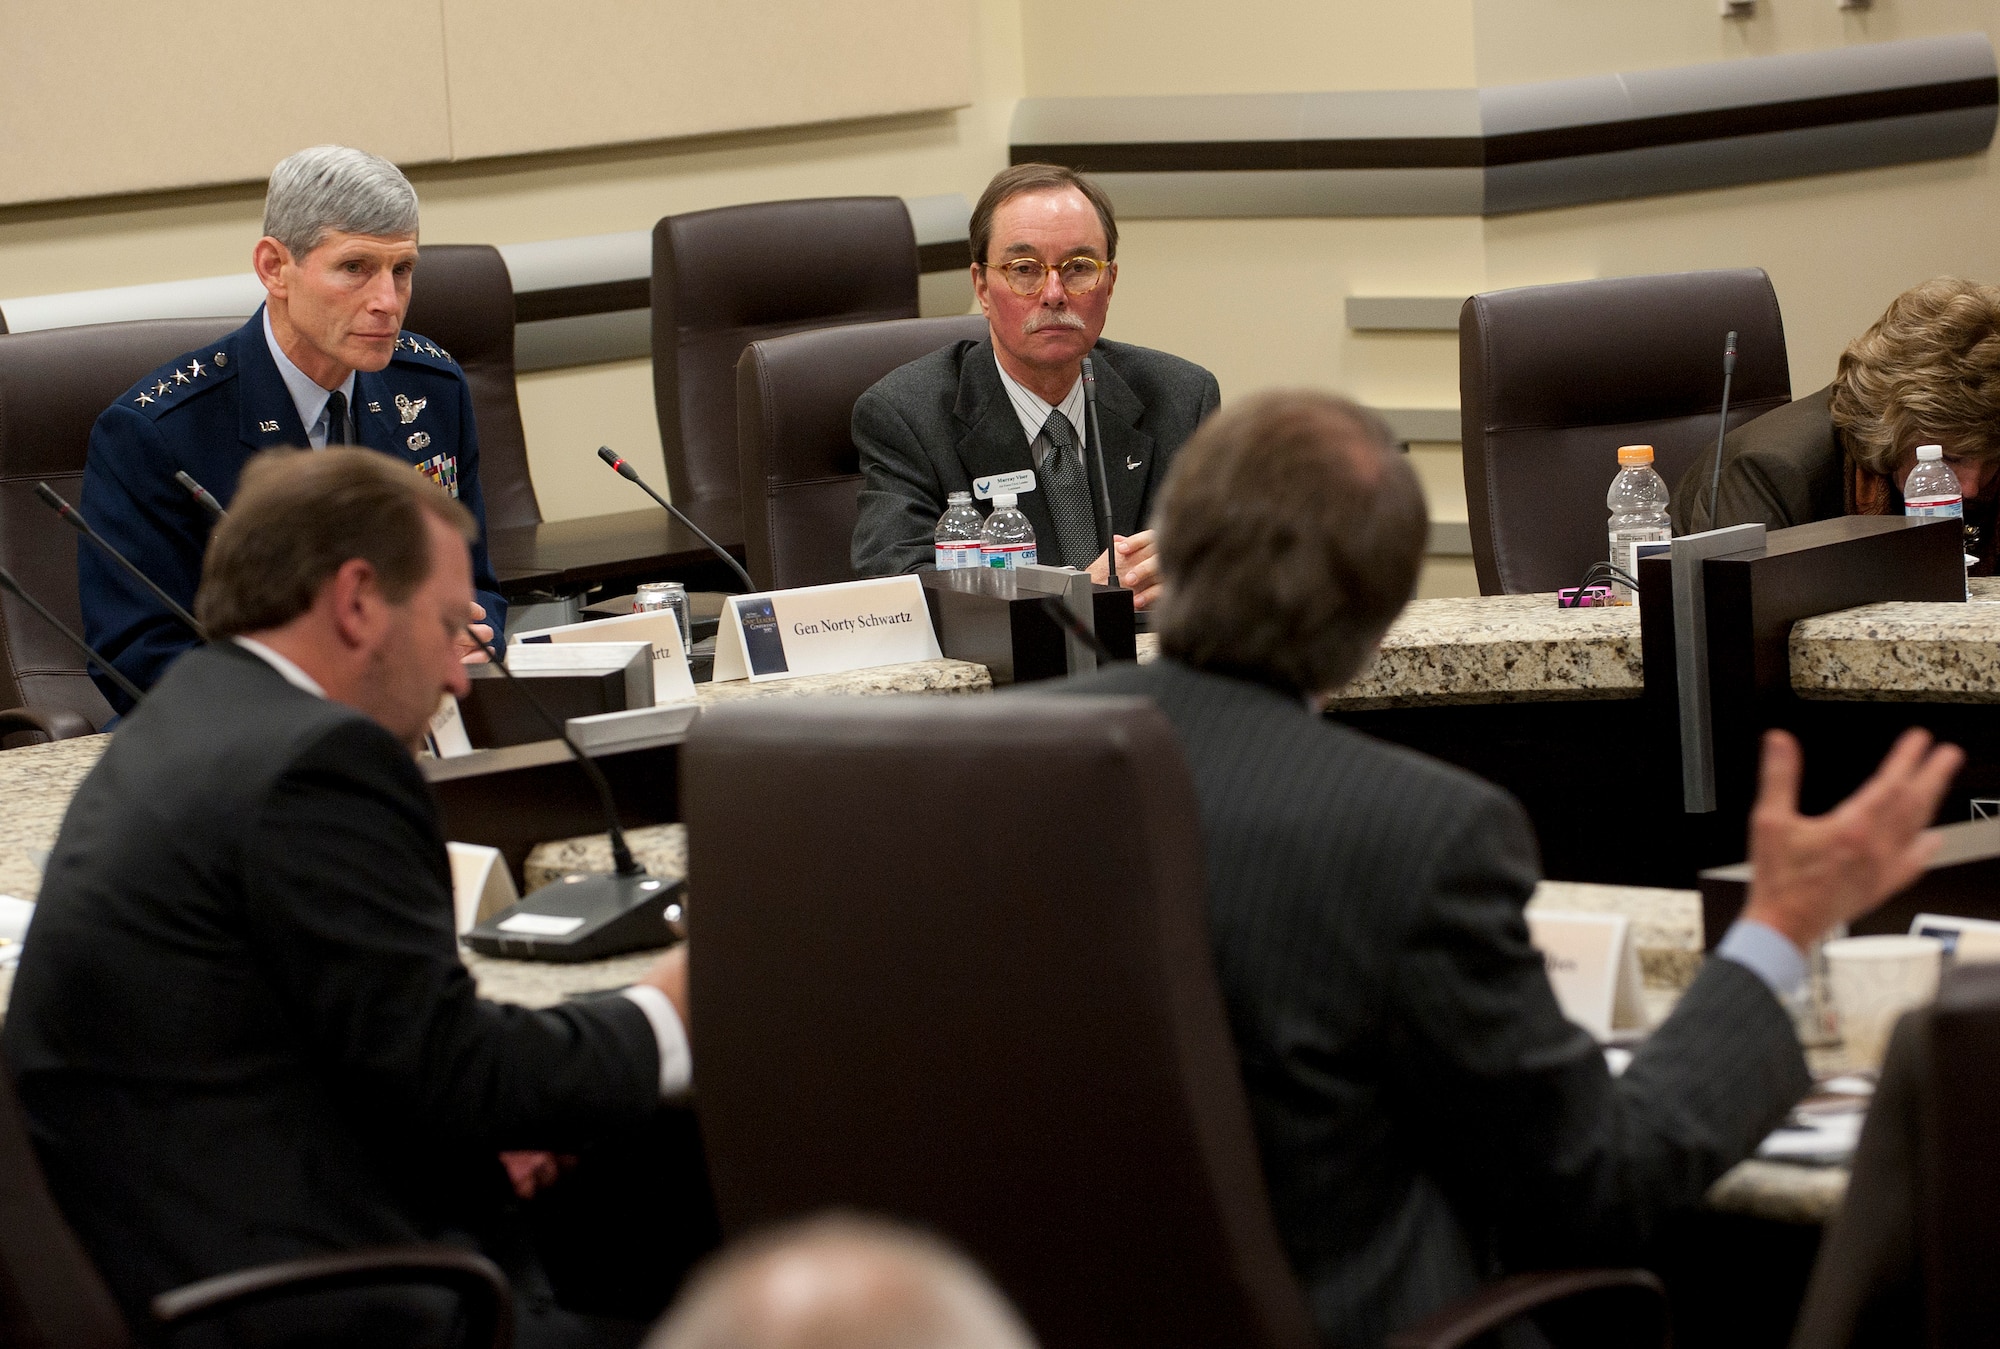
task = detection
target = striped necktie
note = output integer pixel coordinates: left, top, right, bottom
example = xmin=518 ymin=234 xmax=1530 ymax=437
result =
xmin=1039 ymin=409 xmax=1101 ymax=570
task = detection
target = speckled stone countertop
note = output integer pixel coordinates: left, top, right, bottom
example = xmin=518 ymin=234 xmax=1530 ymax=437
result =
xmin=695 ymin=658 xmax=990 ymax=704
xmin=1792 ymin=576 xmax=2000 ymax=702
xmin=0 ymin=735 xmax=109 ymax=905
xmin=1136 ymin=597 xmax=1642 ymax=708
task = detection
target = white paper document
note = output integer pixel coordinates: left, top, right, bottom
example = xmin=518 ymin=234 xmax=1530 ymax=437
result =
xmin=712 ymin=576 xmax=942 ymax=683
xmin=1526 ymin=909 xmax=1648 ymax=1042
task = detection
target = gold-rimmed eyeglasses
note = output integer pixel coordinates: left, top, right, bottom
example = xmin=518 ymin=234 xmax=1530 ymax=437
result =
xmin=984 ymin=254 xmax=1111 ymax=296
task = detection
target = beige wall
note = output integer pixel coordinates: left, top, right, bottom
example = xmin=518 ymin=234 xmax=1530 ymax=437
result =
xmin=3 ymin=0 xmax=1998 ymax=591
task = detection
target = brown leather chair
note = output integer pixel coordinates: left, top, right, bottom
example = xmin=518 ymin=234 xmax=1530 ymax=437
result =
xmin=406 ymin=243 xmax=541 ymax=531
xmin=736 ymin=313 xmax=987 ymax=590
xmin=1459 ymin=268 xmax=1791 ymax=594
xmin=0 ymin=318 xmax=235 ymax=745
xmin=683 ymin=695 xmax=1667 ymax=1349
xmin=653 ymin=197 xmax=921 ymax=552
xmin=1792 ymin=962 xmax=2000 ymax=1347
xmin=0 ymin=1051 xmax=511 ymax=1347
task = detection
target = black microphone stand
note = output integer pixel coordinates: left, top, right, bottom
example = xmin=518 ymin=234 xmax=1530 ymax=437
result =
xmin=1703 ymin=331 xmax=1739 ymax=531
xmin=1079 ymin=356 xmax=1122 ymax=589
xmin=37 ymin=482 xmax=208 ymax=640
xmin=0 ymin=564 xmax=146 ymax=705
xmin=595 ymin=447 xmax=755 ymax=593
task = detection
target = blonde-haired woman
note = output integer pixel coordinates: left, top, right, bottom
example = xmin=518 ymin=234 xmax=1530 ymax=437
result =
xmin=1672 ymin=277 xmax=2000 ymax=572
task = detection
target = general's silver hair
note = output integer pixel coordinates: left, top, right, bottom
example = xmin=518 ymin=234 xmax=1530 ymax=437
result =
xmin=262 ymin=146 xmax=419 ymax=258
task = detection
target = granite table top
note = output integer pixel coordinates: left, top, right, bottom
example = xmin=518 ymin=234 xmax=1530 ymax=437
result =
xmin=1792 ymin=575 xmax=2000 ymax=702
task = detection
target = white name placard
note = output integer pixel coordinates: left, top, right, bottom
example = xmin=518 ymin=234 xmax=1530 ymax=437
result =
xmin=1912 ymin=911 xmax=2000 ymax=963
xmin=712 ymin=575 xmax=942 ymax=683
xmin=427 ymin=692 xmax=474 ymax=758
xmin=974 ymin=470 xmax=1036 ymax=499
xmin=1526 ymin=910 xmax=1647 ymax=1042
xmin=446 ymin=841 xmax=519 ymax=935
xmin=512 ymin=610 xmax=696 ymax=705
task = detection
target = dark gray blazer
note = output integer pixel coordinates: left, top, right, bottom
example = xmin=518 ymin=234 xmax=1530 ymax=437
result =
xmin=850 ymin=336 xmax=1220 ymax=577
xmin=1067 ymin=657 xmax=1812 ymax=1349
xmin=2 ymin=642 xmax=662 ymax=1331
xmin=1669 ymin=386 xmax=1850 ymax=535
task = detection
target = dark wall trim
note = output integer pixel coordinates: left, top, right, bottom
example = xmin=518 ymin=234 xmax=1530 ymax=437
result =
xmin=1011 ymin=34 xmax=1998 ymax=217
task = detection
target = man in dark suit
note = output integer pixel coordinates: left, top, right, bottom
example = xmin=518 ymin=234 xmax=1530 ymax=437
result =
xmin=5 ymin=449 xmax=690 ymax=1346
xmin=80 ymin=144 xmax=507 ymax=711
xmin=1070 ymin=391 xmax=1961 ymax=1348
xmin=851 ymin=163 xmax=1219 ymax=607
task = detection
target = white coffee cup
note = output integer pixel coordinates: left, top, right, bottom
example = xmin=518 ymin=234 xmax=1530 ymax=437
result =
xmin=1824 ymin=934 xmax=1944 ymax=1071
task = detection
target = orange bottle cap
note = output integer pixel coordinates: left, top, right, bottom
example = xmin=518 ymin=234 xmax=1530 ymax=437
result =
xmin=1616 ymin=445 xmax=1655 ymax=466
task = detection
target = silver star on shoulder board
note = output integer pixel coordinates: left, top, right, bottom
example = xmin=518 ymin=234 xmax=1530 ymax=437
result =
xmin=134 ymin=391 xmax=154 ymax=406
xmin=172 ymin=370 xmax=189 ymax=385
xmin=187 ymin=357 xmax=205 ymax=378
xmin=153 ymin=380 xmax=171 ymax=397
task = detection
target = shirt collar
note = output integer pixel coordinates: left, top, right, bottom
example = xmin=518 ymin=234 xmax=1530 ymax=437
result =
xmin=262 ymin=306 xmax=357 ymax=448
xmin=992 ymin=349 xmax=1086 ymax=454
xmin=233 ymin=636 xmax=328 ymax=699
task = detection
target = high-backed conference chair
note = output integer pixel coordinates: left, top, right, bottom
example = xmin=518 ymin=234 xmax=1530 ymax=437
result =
xmin=0 ymin=318 xmax=234 ymax=744
xmin=404 ymin=242 xmax=542 ymax=532
xmin=652 ymin=197 xmax=921 ymax=552
xmin=683 ymin=696 xmax=1668 ymax=1349
xmin=1792 ymin=962 xmax=2000 ymax=1347
xmin=0 ymin=1050 xmax=512 ymax=1347
xmin=1459 ymin=268 xmax=1791 ymax=594
xmin=735 ymin=313 xmax=987 ymax=590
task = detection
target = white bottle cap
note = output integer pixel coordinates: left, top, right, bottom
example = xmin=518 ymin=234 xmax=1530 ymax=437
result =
xmin=1917 ymin=445 xmax=1944 ymax=462
xmin=993 ymin=492 xmax=1017 ymax=508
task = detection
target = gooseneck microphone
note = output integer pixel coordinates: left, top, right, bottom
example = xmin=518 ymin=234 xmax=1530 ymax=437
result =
xmin=0 ymin=565 xmax=146 ymax=705
xmin=1079 ymin=356 xmax=1121 ymax=588
xmin=1703 ymin=331 xmax=1739 ymax=531
xmin=595 ymin=447 xmax=755 ymax=593
xmin=461 ymin=626 xmax=686 ymax=959
xmin=175 ymin=471 xmax=226 ymax=522
xmin=35 ymin=483 xmax=207 ymax=640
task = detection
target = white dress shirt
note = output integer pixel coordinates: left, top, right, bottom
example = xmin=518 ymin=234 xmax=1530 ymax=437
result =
xmin=232 ymin=637 xmax=692 ymax=1096
xmin=993 ymin=350 xmax=1086 ymax=467
xmin=262 ymin=308 xmax=358 ymax=450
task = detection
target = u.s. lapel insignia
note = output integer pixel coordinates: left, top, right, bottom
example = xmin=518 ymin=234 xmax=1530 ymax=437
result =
xmin=259 ymin=419 xmax=281 ymax=433
xmin=407 ymin=431 xmax=432 ymax=453
xmin=394 ymin=393 xmax=427 ymax=424
xmin=367 ymin=401 xmax=382 ymax=413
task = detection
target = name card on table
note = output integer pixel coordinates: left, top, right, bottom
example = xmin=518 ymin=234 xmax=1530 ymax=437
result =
xmin=712 ymin=575 xmax=942 ymax=683
xmin=513 ymin=610 xmax=696 ymax=705
xmin=446 ymin=841 xmax=519 ymax=935
xmin=1526 ymin=910 xmax=1647 ymax=1042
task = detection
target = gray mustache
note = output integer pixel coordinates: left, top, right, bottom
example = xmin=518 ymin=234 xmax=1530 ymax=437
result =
xmin=1023 ymin=309 xmax=1087 ymax=335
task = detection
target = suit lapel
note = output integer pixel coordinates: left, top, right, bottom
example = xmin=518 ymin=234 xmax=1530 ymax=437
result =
xmin=235 ymin=308 xmax=311 ymax=454
xmin=1087 ymin=348 xmax=1157 ymax=536
xmin=953 ymin=342 xmax=1061 ymax=549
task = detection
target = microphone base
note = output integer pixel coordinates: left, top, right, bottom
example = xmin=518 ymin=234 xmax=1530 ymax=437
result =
xmin=465 ymin=871 xmax=685 ymax=963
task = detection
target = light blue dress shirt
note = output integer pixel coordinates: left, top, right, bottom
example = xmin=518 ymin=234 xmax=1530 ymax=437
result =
xmin=262 ymin=308 xmax=357 ymax=449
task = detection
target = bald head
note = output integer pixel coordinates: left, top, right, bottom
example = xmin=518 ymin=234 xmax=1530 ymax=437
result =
xmin=646 ymin=1216 xmax=1035 ymax=1349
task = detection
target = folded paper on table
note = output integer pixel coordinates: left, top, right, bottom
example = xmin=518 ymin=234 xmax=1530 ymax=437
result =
xmin=512 ymin=610 xmax=695 ymax=705
xmin=447 ymin=842 xmax=519 ymax=936
xmin=713 ymin=576 xmax=942 ymax=684
xmin=1526 ymin=909 xmax=1647 ymax=1043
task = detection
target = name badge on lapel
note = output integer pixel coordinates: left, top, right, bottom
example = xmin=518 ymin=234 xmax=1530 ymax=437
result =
xmin=415 ymin=450 xmax=459 ymax=498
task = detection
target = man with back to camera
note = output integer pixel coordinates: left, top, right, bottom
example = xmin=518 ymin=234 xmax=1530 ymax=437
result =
xmin=79 ymin=144 xmax=507 ymax=712
xmin=6 ymin=449 xmax=697 ymax=1347
xmin=850 ymin=163 xmax=1219 ymax=609
xmin=1068 ymin=390 xmax=1961 ymax=1348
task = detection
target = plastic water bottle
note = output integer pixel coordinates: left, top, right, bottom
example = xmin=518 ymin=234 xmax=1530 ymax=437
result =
xmin=1905 ymin=445 xmax=1968 ymax=599
xmin=933 ymin=491 xmax=984 ymax=571
xmin=1606 ymin=444 xmax=1672 ymax=605
xmin=979 ymin=493 xmax=1037 ymax=569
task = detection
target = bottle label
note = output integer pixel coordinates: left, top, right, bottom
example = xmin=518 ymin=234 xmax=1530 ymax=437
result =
xmin=1907 ymin=496 xmax=1964 ymax=519
xmin=934 ymin=544 xmax=981 ymax=571
xmin=981 ymin=543 xmax=1037 ymax=569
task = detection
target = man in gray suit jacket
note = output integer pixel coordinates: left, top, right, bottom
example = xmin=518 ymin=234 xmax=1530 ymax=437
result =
xmin=1071 ymin=391 xmax=1961 ymax=1348
xmin=851 ymin=164 xmax=1218 ymax=606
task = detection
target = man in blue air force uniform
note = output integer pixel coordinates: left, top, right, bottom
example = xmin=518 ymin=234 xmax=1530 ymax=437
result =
xmin=80 ymin=144 xmax=506 ymax=709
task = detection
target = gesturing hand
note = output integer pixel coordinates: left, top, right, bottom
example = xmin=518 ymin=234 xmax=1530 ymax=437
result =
xmin=1741 ymin=728 xmax=1963 ymax=952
